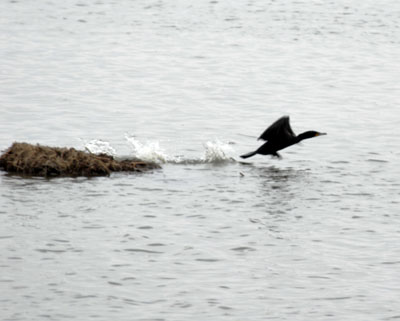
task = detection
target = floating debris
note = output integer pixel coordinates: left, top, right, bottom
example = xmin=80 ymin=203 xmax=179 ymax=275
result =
xmin=0 ymin=142 xmax=160 ymax=177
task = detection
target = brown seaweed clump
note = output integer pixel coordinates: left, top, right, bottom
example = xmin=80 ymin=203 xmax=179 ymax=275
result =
xmin=0 ymin=142 xmax=160 ymax=177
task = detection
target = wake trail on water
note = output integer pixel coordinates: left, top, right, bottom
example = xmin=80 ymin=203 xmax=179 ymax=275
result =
xmin=82 ymin=136 xmax=237 ymax=165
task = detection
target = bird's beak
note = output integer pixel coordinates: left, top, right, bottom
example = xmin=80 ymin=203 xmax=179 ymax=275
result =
xmin=316 ymin=132 xmax=327 ymax=136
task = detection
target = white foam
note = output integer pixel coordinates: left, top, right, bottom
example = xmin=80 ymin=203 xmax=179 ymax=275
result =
xmin=82 ymin=139 xmax=116 ymax=156
xmin=82 ymin=136 xmax=236 ymax=165
xmin=125 ymin=135 xmax=170 ymax=163
xmin=202 ymin=139 xmax=235 ymax=163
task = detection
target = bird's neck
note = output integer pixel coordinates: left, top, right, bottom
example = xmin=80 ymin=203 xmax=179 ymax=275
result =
xmin=296 ymin=131 xmax=313 ymax=142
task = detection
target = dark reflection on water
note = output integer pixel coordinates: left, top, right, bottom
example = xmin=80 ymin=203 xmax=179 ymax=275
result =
xmin=252 ymin=165 xmax=309 ymax=207
xmin=256 ymin=165 xmax=308 ymax=185
xmin=238 ymin=164 xmax=312 ymax=238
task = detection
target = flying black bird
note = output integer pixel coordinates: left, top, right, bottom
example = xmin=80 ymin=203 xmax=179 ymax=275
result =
xmin=240 ymin=116 xmax=326 ymax=159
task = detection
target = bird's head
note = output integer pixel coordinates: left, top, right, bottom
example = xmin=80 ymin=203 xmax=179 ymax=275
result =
xmin=298 ymin=131 xmax=327 ymax=141
xmin=313 ymin=131 xmax=327 ymax=137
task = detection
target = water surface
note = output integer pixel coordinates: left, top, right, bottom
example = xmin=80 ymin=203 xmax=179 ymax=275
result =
xmin=1 ymin=0 xmax=400 ymax=320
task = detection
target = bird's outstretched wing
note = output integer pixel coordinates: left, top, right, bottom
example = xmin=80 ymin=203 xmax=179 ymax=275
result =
xmin=258 ymin=116 xmax=296 ymax=142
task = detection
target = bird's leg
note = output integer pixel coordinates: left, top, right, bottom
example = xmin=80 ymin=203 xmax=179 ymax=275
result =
xmin=272 ymin=152 xmax=282 ymax=159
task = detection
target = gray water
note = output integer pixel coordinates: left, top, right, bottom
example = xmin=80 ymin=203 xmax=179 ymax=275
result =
xmin=1 ymin=0 xmax=400 ymax=320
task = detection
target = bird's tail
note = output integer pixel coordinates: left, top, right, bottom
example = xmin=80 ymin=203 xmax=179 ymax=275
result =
xmin=240 ymin=151 xmax=257 ymax=159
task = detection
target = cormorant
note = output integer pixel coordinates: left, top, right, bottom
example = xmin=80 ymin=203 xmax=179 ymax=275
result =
xmin=240 ymin=116 xmax=326 ymax=159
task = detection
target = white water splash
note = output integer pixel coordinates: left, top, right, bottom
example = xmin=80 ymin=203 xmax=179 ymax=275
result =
xmin=81 ymin=136 xmax=236 ymax=165
xmin=125 ymin=136 xmax=235 ymax=165
xmin=82 ymin=139 xmax=116 ymax=156
xmin=202 ymin=139 xmax=235 ymax=163
xmin=125 ymin=135 xmax=170 ymax=163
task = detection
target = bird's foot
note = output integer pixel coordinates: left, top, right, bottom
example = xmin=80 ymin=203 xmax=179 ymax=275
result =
xmin=272 ymin=152 xmax=282 ymax=159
